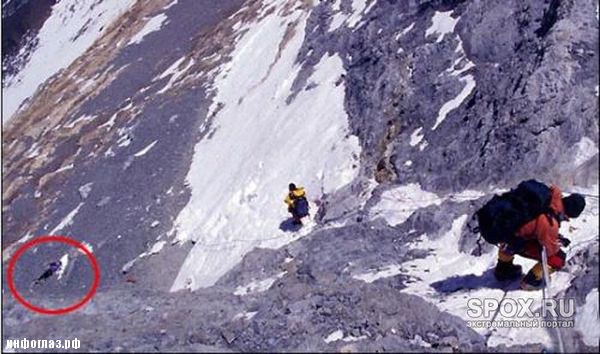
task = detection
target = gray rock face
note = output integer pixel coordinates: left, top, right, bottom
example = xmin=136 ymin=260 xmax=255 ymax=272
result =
xmin=565 ymin=245 xmax=599 ymax=305
xmin=336 ymin=0 xmax=598 ymax=192
xmin=2 ymin=0 xmax=598 ymax=352
xmin=559 ymin=244 xmax=600 ymax=352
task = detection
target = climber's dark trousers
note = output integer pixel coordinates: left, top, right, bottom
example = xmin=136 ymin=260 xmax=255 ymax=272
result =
xmin=34 ymin=269 xmax=54 ymax=284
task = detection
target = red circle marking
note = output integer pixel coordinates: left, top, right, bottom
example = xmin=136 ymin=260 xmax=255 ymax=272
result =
xmin=7 ymin=235 xmax=100 ymax=315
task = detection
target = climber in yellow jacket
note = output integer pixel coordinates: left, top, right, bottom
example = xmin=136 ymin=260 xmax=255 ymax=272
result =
xmin=284 ymin=183 xmax=309 ymax=225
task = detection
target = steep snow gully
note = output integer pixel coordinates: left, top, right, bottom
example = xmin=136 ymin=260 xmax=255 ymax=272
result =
xmin=171 ymin=0 xmax=361 ymax=291
xmin=2 ymin=0 xmax=599 ymax=352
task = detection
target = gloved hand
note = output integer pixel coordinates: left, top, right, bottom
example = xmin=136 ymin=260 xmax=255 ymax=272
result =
xmin=559 ymin=235 xmax=571 ymax=247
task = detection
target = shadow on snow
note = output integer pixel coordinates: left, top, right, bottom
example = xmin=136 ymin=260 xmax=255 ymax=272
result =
xmin=430 ymin=268 xmax=521 ymax=294
xmin=279 ymin=218 xmax=303 ymax=233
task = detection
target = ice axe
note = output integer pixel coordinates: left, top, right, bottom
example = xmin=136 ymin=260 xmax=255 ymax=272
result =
xmin=541 ymin=245 xmax=565 ymax=353
xmin=541 ymin=246 xmax=551 ymax=287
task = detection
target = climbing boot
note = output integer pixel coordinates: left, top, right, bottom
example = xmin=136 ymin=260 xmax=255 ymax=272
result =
xmin=520 ymin=271 xmax=545 ymax=291
xmin=494 ymin=261 xmax=523 ymax=281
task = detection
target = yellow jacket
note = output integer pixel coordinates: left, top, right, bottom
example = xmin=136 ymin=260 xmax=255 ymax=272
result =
xmin=284 ymin=187 xmax=306 ymax=207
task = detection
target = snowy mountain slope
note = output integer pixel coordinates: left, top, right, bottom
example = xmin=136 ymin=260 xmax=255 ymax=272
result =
xmin=2 ymin=0 xmax=599 ymax=352
xmin=170 ymin=0 xmax=361 ymax=291
xmin=1 ymin=0 xmax=137 ymax=123
xmin=2 ymin=0 xmax=247 ymax=290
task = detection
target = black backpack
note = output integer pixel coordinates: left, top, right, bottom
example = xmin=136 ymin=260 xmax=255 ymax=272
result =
xmin=294 ymin=197 xmax=309 ymax=218
xmin=476 ymin=180 xmax=553 ymax=245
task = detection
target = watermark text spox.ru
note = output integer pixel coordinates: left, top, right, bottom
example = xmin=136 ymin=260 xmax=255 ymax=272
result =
xmin=467 ymin=298 xmax=575 ymax=319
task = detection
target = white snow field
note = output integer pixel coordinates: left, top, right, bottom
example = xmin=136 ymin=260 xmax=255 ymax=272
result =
xmin=170 ymin=1 xmax=361 ymax=291
xmin=2 ymin=0 xmax=136 ymax=123
xmin=364 ymin=184 xmax=600 ymax=348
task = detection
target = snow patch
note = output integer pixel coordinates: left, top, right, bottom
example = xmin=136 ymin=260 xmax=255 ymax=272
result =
xmin=121 ymin=258 xmax=137 ymax=273
xmin=164 ymin=0 xmax=178 ymax=10
xmin=147 ymin=240 xmax=166 ymax=255
xmin=570 ymin=136 xmax=598 ymax=168
xmin=104 ymin=147 xmax=115 ymax=157
xmin=449 ymin=189 xmax=486 ymax=201
xmin=395 ymin=22 xmax=415 ymax=40
xmin=409 ymin=127 xmax=424 ymax=146
xmin=25 ymin=143 xmax=41 ymax=158
xmin=54 ymin=163 xmax=74 ymax=174
xmin=135 ymin=240 xmax=167 ymax=261
xmin=233 ymin=311 xmax=258 ymax=321
xmin=133 ymin=140 xmax=158 ymax=157
xmin=49 ymin=203 xmax=84 ymax=234
xmin=156 ymin=58 xmax=195 ymax=94
xmin=324 ymin=329 xmax=344 ymax=343
xmin=409 ymin=335 xmax=432 ymax=348
xmin=353 ymin=264 xmax=402 ymax=283
xmin=2 ymin=232 xmax=33 ymax=263
xmin=432 ymin=74 xmax=476 ymax=130
xmin=128 ymin=13 xmax=168 ymax=46
xmin=329 ymin=0 xmax=345 ymax=31
xmin=234 ymin=271 xmax=286 ymax=296
xmin=117 ymin=134 xmax=132 ymax=148
xmin=64 ymin=114 xmax=96 ymax=129
xmin=100 ymin=102 xmax=133 ymax=130
xmin=447 ymin=38 xmax=475 ymax=77
xmin=370 ymin=184 xmax=442 ymax=226
xmin=342 ymin=334 xmax=367 ymax=342
xmin=399 ymin=215 xmax=480 ymax=297
xmin=425 ymin=11 xmax=459 ymax=43
xmin=78 ymin=182 xmax=93 ymax=199
xmin=348 ymin=0 xmax=376 ymax=28
xmin=57 ymin=254 xmax=69 ymax=280
xmin=329 ymin=0 xmax=376 ymax=31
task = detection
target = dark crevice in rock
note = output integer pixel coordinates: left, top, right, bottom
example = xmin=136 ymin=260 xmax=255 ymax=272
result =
xmin=530 ymin=119 xmax=566 ymax=136
xmin=534 ymin=0 xmax=561 ymax=38
xmin=479 ymin=129 xmax=493 ymax=159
